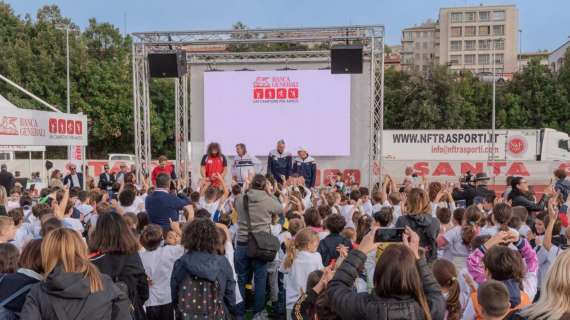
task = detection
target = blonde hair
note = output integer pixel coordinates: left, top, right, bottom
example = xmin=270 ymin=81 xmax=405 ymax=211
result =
xmin=521 ymin=250 xmax=570 ymax=320
xmin=406 ymin=188 xmax=432 ymax=215
xmin=0 ymin=186 xmax=6 ymax=206
xmin=42 ymin=228 xmax=103 ymax=293
xmin=283 ymin=228 xmax=318 ymax=269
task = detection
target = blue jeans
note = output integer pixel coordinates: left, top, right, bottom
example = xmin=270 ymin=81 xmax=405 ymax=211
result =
xmin=235 ymin=244 xmax=268 ymax=316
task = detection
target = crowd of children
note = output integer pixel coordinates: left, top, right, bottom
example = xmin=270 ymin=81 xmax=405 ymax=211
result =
xmin=1 ymin=165 xmax=570 ymax=320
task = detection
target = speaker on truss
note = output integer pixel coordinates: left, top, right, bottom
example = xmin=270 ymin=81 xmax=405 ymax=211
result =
xmin=148 ymin=51 xmax=187 ymax=78
xmin=330 ymin=45 xmax=363 ymax=74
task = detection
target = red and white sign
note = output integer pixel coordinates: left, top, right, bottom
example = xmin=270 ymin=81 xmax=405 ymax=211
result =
xmin=252 ymin=76 xmax=299 ymax=103
xmin=382 ymin=130 xmax=538 ymax=161
xmin=0 ymin=107 xmax=87 ymax=146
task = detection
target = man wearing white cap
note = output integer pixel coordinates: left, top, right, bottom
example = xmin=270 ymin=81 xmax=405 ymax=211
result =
xmin=292 ymin=146 xmax=317 ymax=188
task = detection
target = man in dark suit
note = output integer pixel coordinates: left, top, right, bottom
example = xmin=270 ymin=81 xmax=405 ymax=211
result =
xmin=98 ymin=164 xmax=115 ymax=191
xmin=63 ymin=164 xmax=83 ymax=189
xmin=145 ymin=173 xmax=191 ymax=230
xmin=0 ymin=164 xmax=15 ymax=192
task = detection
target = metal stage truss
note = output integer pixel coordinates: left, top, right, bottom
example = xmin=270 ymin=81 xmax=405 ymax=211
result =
xmin=132 ymin=25 xmax=385 ymax=188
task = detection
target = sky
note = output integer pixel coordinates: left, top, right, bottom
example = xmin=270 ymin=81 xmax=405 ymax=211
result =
xmin=6 ymin=0 xmax=570 ymax=52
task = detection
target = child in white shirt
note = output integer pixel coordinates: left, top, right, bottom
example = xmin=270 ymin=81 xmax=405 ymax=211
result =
xmin=280 ymin=228 xmax=323 ymax=318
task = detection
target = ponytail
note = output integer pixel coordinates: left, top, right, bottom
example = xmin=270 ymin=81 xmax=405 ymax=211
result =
xmin=85 ymin=262 xmax=103 ymax=293
xmin=283 ymin=228 xmax=318 ymax=269
xmin=462 ymin=205 xmax=483 ymax=246
xmin=446 ymin=277 xmax=461 ymax=320
xmin=283 ymin=238 xmax=298 ymax=269
xmin=461 ymin=223 xmax=477 ymax=246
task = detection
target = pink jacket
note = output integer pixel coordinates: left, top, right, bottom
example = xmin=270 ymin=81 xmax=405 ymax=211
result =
xmin=467 ymin=238 xmax=538 ymax=284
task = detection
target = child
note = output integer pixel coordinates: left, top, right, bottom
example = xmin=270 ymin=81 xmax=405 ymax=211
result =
xmin=62 ymin=202 xmax=84 ymax=235
xmin=509 ymin=206 xmax=530 ymax=237
xmin=7 ymin=208 xmax=30 ymax=250
xmin=477 ymin=280 xmax=511 ymax=320
xmin=480 ymin=203 xmax=517 ymax=236
xmin=0 ymin=215 xmax=16 ymax=244
xmin=438 ymin=205 xmax=483 ymax=270
xmin=0 ymin=242 xmax=19 ymax=273
xmin=433 ymin=259 xmax=461 ymax=320
xmin=281 ymin=228 xmax=323 ymax=319
xmin=318 ymin=214 xmax=352 ymax=266
xmin=139 ymin=224 xmax=184 ymax=320
xmin=464 ymin=231 xmax=537 ymax=319
xmin=75 ymin=190 xmax=93 ymax=217
xmin=437 ymin=207 xmax=453 ymax=233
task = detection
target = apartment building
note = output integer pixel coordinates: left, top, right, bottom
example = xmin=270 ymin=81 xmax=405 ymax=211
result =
xmin=439 ymin=5 xmax=519 ymax=77
xmin=401 ymin=20 xmax=439 ymax=73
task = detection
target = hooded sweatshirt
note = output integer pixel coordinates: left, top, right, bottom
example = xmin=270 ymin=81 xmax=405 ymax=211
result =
xmin=395 ymin=213 xmax=440 ymax=262
xmin=170 ymin=251 xmax=236 ymax=314
xmin=20 ymin=265 xmax=130 ymax=320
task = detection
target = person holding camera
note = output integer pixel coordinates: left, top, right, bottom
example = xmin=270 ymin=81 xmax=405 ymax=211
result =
xmin=453 ymin=172 xmax=495 ymax=207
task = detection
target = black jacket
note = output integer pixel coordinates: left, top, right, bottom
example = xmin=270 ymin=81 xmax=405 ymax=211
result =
xmin=19 ymin=265 xmax=130 ymax=320
xmin=453 ymin=184 xmax=495 ymax=207
xmin=63 ymin=173 xmax=84 ymax=189
xmin=98 ymin=172 xmax=116 ymax=190
xmin=90 ymin=252 xmax=149 ymax=318
xmin=395 ymin=214 xmax=440 ymax=262
xmin=0 ymin=169 xmax=14 ymax=192
xmin=317 ymin=233 xmax=353 ymax=266
xmin=170 ymin=251 xmax=236 ymax=315
xmin=0 ymin=270 xmax=41 ymax=314
xmin=327 ymin=250 xmax=445 ymax=320
xmin=508 ymin=189 xmax=549 ymax=213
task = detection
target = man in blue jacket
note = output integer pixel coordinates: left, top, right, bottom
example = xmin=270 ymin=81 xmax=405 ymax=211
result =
xmin=145 ymin=173 xmax=191 ymax=230
xmin=267 ymin=139 xmax=292 ymax=184
xmin=293 ymin=146 xmax=317 ymax=188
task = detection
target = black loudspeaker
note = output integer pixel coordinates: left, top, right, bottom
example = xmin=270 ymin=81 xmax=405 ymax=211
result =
xmin=331 ymin=45 xmax=363 ymax=74
xmin=148 ymin=51 xmax=187 ymax=78
xmin=45 ymin=160 xmax=53 ymax=171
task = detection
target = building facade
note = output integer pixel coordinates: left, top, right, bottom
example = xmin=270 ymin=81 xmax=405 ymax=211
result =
xmin=439 ymin=5 xmax=519 ymax=77
xmin=518 ymin=51 xmax=549 ymax=71
xmin=401 ymin=20 xmax=439 ymax=73
xmin=549 ymin=40 xmax=569 ymax=72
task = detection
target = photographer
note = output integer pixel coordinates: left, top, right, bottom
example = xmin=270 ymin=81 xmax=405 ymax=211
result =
xmin=453 ymin=172 xmax=495 ymax=207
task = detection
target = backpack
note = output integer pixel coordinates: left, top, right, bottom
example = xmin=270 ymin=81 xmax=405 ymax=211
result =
xmin=0 ymin=274 xmax=35 ymax=320
xmin=175 ymin=275 xmax=231 ymax=320
xmin=399 ymin=215 xmax=438 ymax=261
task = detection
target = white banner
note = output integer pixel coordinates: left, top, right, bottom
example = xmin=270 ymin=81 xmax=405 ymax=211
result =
xmin=382 ymin=129 xmax=539 ymax=161
xmin=0 ymin=145 xmax=46 ymax=152
xmin=0 ymin=108 xmax=87 ymax=146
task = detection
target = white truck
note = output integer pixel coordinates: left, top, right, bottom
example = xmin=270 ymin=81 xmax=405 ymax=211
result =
xmin=379 ymin=128 xmax=570 ymax=187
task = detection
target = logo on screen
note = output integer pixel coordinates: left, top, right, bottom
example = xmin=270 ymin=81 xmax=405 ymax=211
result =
xmin=253 ymin=76 xmax=299 ymax=103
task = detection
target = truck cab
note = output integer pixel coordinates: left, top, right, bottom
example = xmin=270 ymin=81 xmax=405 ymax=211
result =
xmin=540 ymin=128 xmax=570 ymax=161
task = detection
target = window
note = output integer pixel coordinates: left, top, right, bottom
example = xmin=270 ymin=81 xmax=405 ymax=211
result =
xmin=465 ymin=40 xmax=476 ymax=50
xmin=415 ymin=53 xmax=420 ymax=61
xmin=464 ymin=12 xmax=476 ymax=22
xmin=478 ymin=26 xmax=490 ymax=36
xmin=450 ymin=55 xmax=462 ymax=65
xmin=403 ymin=43 xmax=412 ymax=51
xmin=423 ymin=42 xmax=428 ymax=49
xmin=415 ymin=42 xmax=421 ymax=49
xmin=464 ymin=54 xmax=476 ymax=65
xmin=496 ymin=68 xmax=504 ymax=74
xmin=450 ymin=12 xmax=463 ymax=23
xmin=479 ymin=39 xmax=491 ymax=50
xmin=403 ymin=31 xmax=413 ymax=41
xmin=451 ymin=27 xmax=462 ymax=37
xmin=492 ymin=10 xmax=506 ymax=21
xmin=479 ymin=54 xmax=490 ymax=65
xmin=423 ymin=53 xmax=429 ymax=61
xmin=450 ymin=41 xmax=462 ymax=51
xmin=493 ymin=25 xmax=505 ymax=36
xmin=494 ymin=39 xmax=505 ymax=50
xmin=494 ymin=53 xmax=504 ymax=64
xmin=479 ymin=11 xmax=490 ymax=21
xmin=465 ymin=26 xmax=476 ymax=36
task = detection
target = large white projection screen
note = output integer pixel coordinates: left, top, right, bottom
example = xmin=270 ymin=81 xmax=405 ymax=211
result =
xmin=203 ymin=70 xmax=351 ymax=156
